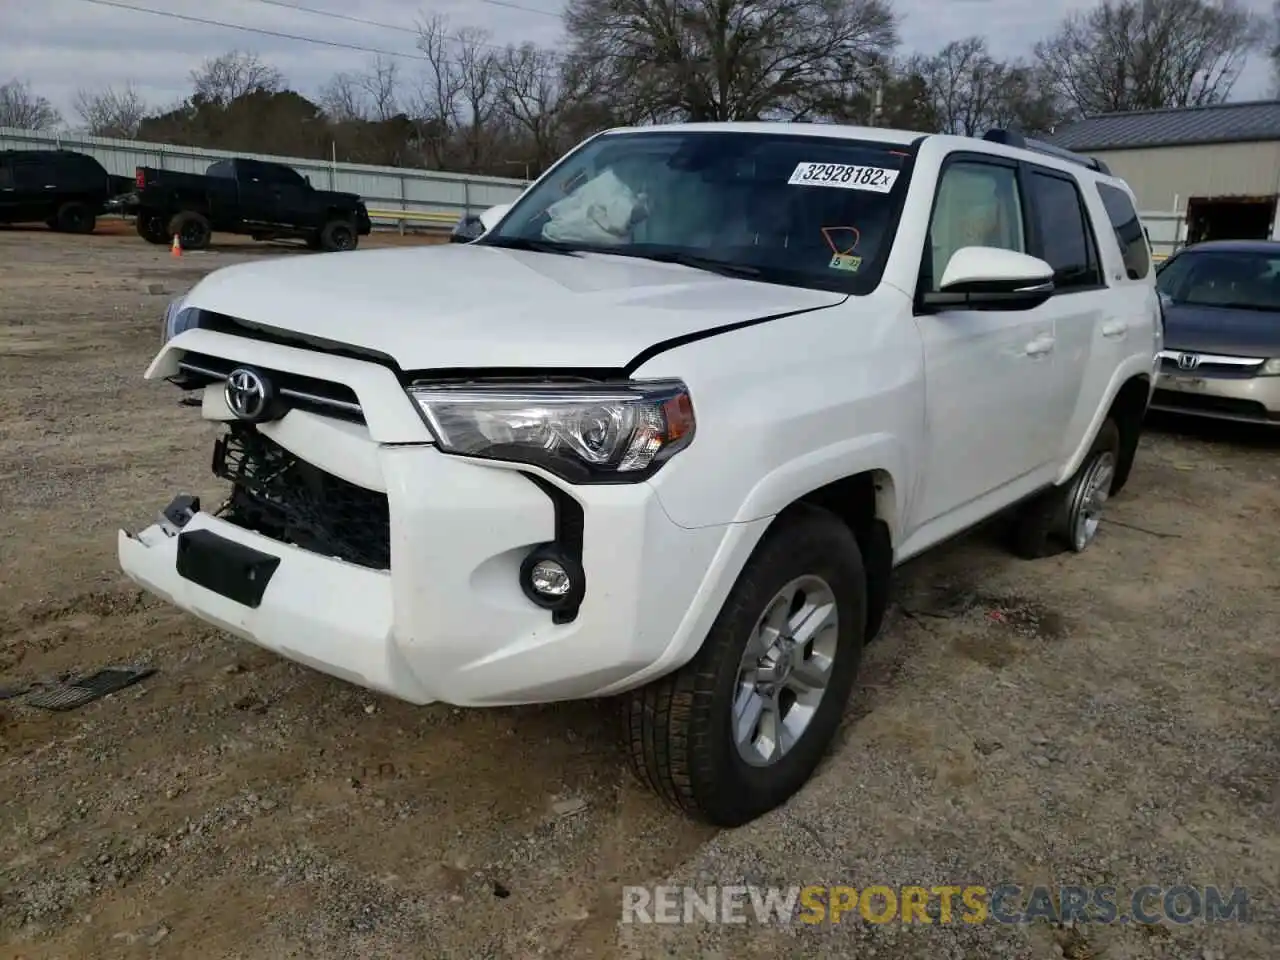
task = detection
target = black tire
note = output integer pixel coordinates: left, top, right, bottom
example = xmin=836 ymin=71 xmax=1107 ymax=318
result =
xmin=55 ymin=202 xmax=96 ymax=234
xmin=167 ymin=211 xmax=211 ymax=251
xmin=319 ymin=219 xmax=358 ymax=252
xmin=625 ymin=504 xmax=866 ymax=827
xmin=135 ymin=211 xmax=169 ymax=244
xmin=1011 ymin=419 xmax=1121 ymax=560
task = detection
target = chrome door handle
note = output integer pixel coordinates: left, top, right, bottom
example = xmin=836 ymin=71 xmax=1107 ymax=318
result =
xmin=1025 ymin=335 xmax=1056 ymax=357
xmin=1101 ymin=321 xmax=1127 ymax=339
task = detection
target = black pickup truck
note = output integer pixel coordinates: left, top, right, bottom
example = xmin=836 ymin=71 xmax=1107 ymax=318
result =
xmin=119 ymin=157 xmax=372 ymax=251
xmin=0 ymin=149 xmax=134 ymax=233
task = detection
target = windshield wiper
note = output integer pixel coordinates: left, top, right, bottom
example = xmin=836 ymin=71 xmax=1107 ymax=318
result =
xmin=636 ymin=251 xmax=763 ymax=279
xmin=481 ymin=236 xmax=582 ymax=256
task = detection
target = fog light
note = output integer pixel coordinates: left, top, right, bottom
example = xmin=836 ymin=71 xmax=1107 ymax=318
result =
xmin=519 ymin=543 xmax=585 ymax=612
xmin=530 ymin=559 xmax=571 ymax=597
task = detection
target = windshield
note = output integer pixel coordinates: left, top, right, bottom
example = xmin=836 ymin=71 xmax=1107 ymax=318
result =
xmin=478 ymin=130 xmax=916 ymax=294
xmin=1157 ymin=249 xmax=1280 ymax=311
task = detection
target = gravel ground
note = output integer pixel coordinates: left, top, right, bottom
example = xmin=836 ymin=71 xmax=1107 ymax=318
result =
xmin=1 ymin=225 xmax=1277 ymax=959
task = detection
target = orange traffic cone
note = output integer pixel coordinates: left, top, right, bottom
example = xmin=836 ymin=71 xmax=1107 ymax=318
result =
xmin=171 ymin=234 xmax=182 ymax=258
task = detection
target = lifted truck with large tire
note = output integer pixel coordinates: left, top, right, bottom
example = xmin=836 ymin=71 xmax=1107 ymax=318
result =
xmin=121 ymin=157 xmax=371 ymax=252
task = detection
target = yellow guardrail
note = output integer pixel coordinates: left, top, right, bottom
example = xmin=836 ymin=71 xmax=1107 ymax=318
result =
xmin=366 ymin=208 xmax=460 ymax=233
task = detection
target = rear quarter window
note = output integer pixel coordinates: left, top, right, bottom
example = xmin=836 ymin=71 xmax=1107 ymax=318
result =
xmin=1096 ymin=183 xmax=1151 ymax=281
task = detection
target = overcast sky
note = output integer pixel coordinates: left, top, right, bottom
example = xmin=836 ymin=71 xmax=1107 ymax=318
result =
xmin=3 ymin=0 xmax=1274 ymax=124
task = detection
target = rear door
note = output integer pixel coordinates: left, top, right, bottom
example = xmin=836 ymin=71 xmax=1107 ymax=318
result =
xmin=231 ymin=159 xmax=278 ymax=226
xmin=261 ymin=163 xmax=313 ymax=227
xmin=10 ymin=157 xmax=55 ymax=221
xmin=0 ymin=159 xmax=15 ymax=222
xmin=1022 ymin=166 xmax=1110 ymax=460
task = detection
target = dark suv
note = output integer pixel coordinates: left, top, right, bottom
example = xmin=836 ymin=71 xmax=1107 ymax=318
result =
xmin=0 ymin=149 xmax=133 ymax=233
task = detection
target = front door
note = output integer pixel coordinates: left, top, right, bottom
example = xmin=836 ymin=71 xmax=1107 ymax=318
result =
xmin=912 ymin=156 xmax=1060 ymax=527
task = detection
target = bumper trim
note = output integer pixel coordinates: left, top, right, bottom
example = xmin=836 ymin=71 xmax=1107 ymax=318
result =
xmin=175 ymin=528 xmax=281 ymax=608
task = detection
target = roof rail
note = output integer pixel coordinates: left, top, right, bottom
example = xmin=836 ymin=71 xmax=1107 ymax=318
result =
xmin=982 ymin=128 xmax=1112 ymax=176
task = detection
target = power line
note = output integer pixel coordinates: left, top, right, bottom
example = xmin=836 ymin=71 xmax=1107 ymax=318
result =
xmin=247 ymin=0 xmax=560 ymax=28
xmin=76 ymin=0 xmax=434 ymax=63
xmin=240 ymin=0 xmax=566 ymax=59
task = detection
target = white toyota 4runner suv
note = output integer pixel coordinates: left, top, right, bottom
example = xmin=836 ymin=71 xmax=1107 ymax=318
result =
xmin=120 ymin=123 xmax=1161 ymax=827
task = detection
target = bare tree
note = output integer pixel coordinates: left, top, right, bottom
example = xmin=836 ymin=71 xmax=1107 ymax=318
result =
xmin=1270 ymin=0 xmax=1280 ymax=95
xmin=916 ymin=38 xmax=1008 ymax=137
xmin=914 ymin=38 xmax=1063 ymax=137
xmin=190 ymin=50 xmax=284 ymax=106
xmin=73 ymin=83 xmax=147 ymax=137
xmin=319 ymin=71 xmax=366 ymax=122
xmin=413 ymin=15 xmax=467 ymax=167
xmin=456 ymin=28 xmax=499 ymax=168
xmin=1035 ymin=0 xmax=1263 ymax=115
xmin=495 ymin=45 xmax=567 ymax=171
xmin=360 ymin=55 xmax=400 ymax=122
xmin=0 ymin=79 xmax=61 ymax=130
xmin=412 ymin=16 xmax=499 ymax=169
xmin=562 ymin=0 xmax=898 ymax=122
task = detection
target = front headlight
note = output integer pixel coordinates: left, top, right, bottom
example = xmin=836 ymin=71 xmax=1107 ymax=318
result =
xmin=1261 ymin=358 xmax=1280 ymax=376
xmin=408 ymin=380 xmax=696 ymax=482
xmin=161 ymin=296 xmax=201 ymax=343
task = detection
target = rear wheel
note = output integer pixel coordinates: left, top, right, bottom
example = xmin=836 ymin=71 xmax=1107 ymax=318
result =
xmin=167 ymin=211 xmax=211 ymax=251
xmin=54 ymin=202 xmax=95 ymax=234
xmin=319 ymin=219 xmax=358 ymax=252
xmin=624 ymin=505 xmax=866 ymax=826
xmin=1012 ymin=419 xmax=1121 ymax=559
xmin=135 ymin=211 xmax=169 ymax=244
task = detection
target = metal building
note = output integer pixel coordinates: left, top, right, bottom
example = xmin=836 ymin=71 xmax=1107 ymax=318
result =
xmin=1051 ymin=100 xmax=1280 ymax=255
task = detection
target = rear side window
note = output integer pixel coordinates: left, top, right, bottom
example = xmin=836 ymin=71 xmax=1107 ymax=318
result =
xmin=206 ymin=161 xmax=235 ymax=178
xmin=53 ymin=155 xmax=98 ymax=183
xmin=0 ymin=164 xmax=11 ymax=189
xmin=11 ymin=160 xmax=46 ymax=189
xmin=1096 ymin=183 xmax=1150 ymax=280
xmin=1028 ymin=170 xmax=1101 ymax=291
xmin=261 ymin=163 xmax=305 ymax=187
xmin=235 ymin=160 xmax=268 ymax=182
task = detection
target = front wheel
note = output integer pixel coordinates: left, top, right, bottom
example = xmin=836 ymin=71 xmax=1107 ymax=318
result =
xmin=319 ymin=219 xmax=358 ymax=252
xmin=624 ymin=505 xmax=866 ymax=827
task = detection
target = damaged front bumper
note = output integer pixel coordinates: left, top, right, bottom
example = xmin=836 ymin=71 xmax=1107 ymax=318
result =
xmin=119 ymin=495 xmax=416 ymax=702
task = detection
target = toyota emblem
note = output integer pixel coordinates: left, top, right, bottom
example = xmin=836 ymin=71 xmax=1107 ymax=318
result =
xmin=224 ymin=367 xmax=275 ymax=421
xmin=1176 ymin=353 xmax=1201 ymax=371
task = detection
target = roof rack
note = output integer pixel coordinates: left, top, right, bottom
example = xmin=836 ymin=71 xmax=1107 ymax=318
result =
xmin=982 ymin=128 xmax=1112 ymax=176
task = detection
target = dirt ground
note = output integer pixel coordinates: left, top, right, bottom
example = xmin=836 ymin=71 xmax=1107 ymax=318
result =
xmin=0 ymin=225 xmax=1276 ymax=960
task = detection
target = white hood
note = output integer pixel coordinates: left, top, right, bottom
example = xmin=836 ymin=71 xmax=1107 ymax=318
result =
xmin=183 ymin=244 xmax=846 ymax=370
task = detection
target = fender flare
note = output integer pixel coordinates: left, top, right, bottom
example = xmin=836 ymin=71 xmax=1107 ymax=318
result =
xmin=1056 ymin=356 xmax=1155 ymax=484
xmin=730 ymin=430 xmax=907 ymax=540
xmin=606 ymin=433 xmax=907 ymax=690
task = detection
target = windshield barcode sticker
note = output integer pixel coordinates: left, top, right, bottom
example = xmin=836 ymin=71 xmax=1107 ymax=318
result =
xmin=788 ymin=162 xmax=898 ymax=193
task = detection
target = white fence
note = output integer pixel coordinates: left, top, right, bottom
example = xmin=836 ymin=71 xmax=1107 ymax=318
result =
xmin=0 ymin=127 xmax=529 ymax=227
xmin=1141 ymin=210 xmax=1187 ymax=261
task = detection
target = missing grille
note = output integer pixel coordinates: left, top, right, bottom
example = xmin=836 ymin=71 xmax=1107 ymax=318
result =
xmin=213 ymin=426 xmax=391 ymax=569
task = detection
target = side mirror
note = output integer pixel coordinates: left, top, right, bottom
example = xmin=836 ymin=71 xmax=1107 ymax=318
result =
xmin=450 ymin=214 xmax=485 ymax=243
xmin=478 ymin=203 xmax=511 ymax=231
xmin=305 ymin=175 xmax=312 ymax=187
xmin=450 ymin=203 xmax=513 ymax=243
xmin=922 ymin=246 xmax=1055 ymax=311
